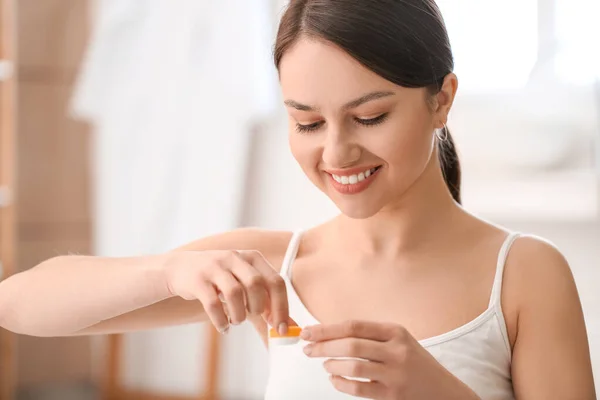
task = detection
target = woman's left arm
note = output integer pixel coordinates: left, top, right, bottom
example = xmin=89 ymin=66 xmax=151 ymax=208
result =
xmin=510 ymin=239 xmax=596 ymax=399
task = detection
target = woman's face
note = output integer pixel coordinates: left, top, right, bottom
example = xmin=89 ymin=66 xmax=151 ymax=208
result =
xmin=279 ymin=38 xmax=449 ymax=219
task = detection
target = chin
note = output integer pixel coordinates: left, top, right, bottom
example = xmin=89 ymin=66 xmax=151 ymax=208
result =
xmin=329 ymin=196 xmax=384 ymax=219
xmin=339 ymin=207 xmax=381 ymax=219
xmin=313 ymin=171 xmax=389 ymax=219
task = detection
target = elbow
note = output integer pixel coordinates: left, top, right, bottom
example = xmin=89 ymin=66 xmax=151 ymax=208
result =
xmin=0 ymin=258 xmax=52 ymax=335
xmin=0 ymin=260 xmax=85 ymax=337
xmin=0 ymin=272 xmax=46 ymax=337
xmin=0 ymin=299 xmax=53 ymax=337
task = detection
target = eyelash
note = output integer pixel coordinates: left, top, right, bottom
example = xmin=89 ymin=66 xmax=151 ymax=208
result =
xmin=295 ymin=113 xmax=389 ymax=134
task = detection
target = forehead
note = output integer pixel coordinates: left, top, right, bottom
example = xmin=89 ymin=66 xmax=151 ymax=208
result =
xmin=279 ymin=38 xmax=397 ymax=107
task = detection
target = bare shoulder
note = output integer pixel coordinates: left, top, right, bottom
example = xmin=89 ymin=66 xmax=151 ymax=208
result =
xmin=173 ymin=228 xmax=294 ymax=272
xmin=502 ymin=235 xmax=595 ymax=397
xmin=505 ymin=234 xmax=573 ymax=293
xmin=502 ymin=234 xmax=579 ymax=346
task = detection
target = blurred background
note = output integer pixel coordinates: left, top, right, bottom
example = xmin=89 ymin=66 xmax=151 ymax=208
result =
xmin=0 ymin=0 xmax=598 ymax=399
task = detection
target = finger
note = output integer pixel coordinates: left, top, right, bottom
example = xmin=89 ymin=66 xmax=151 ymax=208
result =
xmin=329 ymin=375 xmax=386 ymax=399
xmin=197 ymin=282 xmax=230 ymax=333
xmin=261 ymin=313 xmax=298 ymax=328
xmin=303 ymin=337 xmax=388 ymax=362
xmin=302 ymin=320 xmax=397 ymax=342
xmin=228 ymin=253 xmax=267 ymax=315
xmin=323 ymin=359 xmax=386 ymax=381
xmin=240 ymin=251 xmax=290 ymax=333
xmin=212 ymin=269 xmax=246 ymax=325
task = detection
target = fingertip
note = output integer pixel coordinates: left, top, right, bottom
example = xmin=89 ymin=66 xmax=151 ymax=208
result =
xmin=300 ymin=328 xmax=311 ymax=340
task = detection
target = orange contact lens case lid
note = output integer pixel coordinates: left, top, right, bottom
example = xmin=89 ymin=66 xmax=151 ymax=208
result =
xmin=268 ymin=325 xmax=302 ymax=338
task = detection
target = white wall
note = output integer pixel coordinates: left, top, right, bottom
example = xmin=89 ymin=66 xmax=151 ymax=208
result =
xmin=117 ymin=116 xmax=599 ymax=399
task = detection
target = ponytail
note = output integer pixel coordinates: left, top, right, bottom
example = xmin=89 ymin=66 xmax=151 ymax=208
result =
xmin=438 ymin=127 xmax=461 ymax=204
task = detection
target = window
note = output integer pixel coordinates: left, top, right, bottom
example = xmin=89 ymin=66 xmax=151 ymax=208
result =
xmin=437 ymin=0 xmax=539 ymax=93
xmin=437 ymin=0 xmax=599 ymax=220
xmin=555 ymin=0 xmax=600 ymax=85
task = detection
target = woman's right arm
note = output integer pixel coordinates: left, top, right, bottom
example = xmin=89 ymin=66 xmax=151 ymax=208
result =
xmin=0 ymin=228 xmax=292 ymax=337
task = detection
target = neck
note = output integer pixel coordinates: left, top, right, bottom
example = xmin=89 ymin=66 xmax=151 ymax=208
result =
xmin=334 ymin=155 xmax=464 ymax=256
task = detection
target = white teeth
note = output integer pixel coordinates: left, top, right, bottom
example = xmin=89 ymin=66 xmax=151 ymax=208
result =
xmin=331 ymin=167 xmax=378 ymax=185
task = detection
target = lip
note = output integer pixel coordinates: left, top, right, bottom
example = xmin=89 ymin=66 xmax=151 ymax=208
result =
xmin=325 ymin=165 xmax=382 ymax=195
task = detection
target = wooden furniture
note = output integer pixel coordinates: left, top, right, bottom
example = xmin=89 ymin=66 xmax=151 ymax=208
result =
xmin=0 ymin=0 xmax=17 ymax=396
xmin=16 ymin=0 xmax=94 ymax=394
xmin=1 ymin=0 xmax=96 ymax=398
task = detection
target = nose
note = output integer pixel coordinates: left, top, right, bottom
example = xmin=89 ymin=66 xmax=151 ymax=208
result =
xmin=321 ymin=126 xmax=361 ymax=168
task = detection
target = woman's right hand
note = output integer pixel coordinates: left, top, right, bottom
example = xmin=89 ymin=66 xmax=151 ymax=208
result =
xmin=163 ymin=249 xmax=291 ymax=335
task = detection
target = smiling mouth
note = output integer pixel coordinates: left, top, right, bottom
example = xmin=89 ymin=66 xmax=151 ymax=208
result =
xmin=330 ymin=166 xmax=382 ymax=185
xmin=326 ymin=165 xmax=382 ymax=195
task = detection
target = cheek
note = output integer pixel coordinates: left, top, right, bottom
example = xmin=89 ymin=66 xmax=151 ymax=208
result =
xmin=288 ymin=130 xmax=305 ymax=164
xmin=379 ymin=116 xmax=435 ymax=178
xmin=288 ymin=131 xmax=322 ymax=178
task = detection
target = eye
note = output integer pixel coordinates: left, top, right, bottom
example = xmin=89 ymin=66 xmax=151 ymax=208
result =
xmin=295 ymin=121 xmax=324 ymax=134
xmin=354 ymin=113 xmax=389 ymax=127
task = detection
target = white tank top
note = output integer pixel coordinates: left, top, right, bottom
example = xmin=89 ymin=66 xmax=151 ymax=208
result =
xmin=264 ymin=231 xmax=520 ymax=400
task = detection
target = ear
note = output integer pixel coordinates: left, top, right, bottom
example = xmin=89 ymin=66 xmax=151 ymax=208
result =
xmin=433 ymin=73 xmax=458 ymax=129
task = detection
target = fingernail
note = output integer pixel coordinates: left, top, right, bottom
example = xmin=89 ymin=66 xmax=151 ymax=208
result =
xmin=300 ymin=329 xmax=311 ymax=340
xmin=303 ymin=344 xmax=313 ymax=355
xmin=278 ymin=322 xmax=288 ymax=336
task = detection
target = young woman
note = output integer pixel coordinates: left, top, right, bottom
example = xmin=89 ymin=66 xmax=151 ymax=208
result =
xmin=0 ymin=1 xmax=596 ymax=399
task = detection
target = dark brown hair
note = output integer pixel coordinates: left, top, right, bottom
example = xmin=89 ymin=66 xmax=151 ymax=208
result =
xmin=273 ymin=0 xmax=461 ymax=203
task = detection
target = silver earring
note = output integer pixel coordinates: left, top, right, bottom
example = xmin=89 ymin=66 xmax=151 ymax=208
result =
xmin=435 ymin=124 xmax=448 ymax=142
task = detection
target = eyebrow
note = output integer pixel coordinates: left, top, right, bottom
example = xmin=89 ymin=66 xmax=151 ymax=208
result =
xmin=284 ymin=90 xmax=395 ymax=112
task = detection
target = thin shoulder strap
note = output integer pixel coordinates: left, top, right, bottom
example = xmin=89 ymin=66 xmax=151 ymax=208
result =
xmin=280 ymin=230 xmax=304 ymax=280
xmin=489 ymin=232 xmax=521 ymax=308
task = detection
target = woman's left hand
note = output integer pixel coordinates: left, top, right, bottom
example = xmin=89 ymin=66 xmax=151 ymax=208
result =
xmin=301 ymin=320 xmax=480 ymax=400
